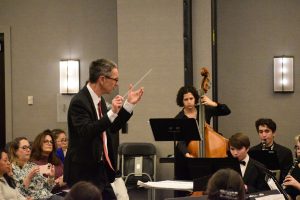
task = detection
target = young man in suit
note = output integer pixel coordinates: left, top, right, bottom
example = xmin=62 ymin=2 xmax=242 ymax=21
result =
xmin=64 ymin=59 xmax=144 ymax=199
xmin=229 ymin=132 xmax=269 ymax=193
xmin=250 ymin=118 xmax=293 ymax=184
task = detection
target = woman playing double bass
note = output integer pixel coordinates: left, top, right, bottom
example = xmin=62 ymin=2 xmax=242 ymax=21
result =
xmin=176 ymin=68 xmax=231 ymax=158
xmin=174 ymin=68 xmax=231 ymax=197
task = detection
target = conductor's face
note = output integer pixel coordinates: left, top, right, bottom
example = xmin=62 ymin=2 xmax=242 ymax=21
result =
xmin=101 ymin=68 xmax=119 ymax=94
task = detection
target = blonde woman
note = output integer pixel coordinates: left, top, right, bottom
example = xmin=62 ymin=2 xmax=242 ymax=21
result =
xmin=9 ymin=137 xmax=63 ymax=200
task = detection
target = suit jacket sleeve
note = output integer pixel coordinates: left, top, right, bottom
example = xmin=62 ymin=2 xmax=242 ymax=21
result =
xmin=68 ymin=94 xmax=132 ymax=142
xmin=205 ymin=103 xmax=231 ymax=124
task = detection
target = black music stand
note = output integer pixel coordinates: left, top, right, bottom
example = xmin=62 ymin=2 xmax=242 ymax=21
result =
xmin=149 ymin=118 xmax=201 ymax=159
xmin=248 ymin=150 xmax=280 ymax=170
xmin=187 ymin=157 xmax=241 ymax=191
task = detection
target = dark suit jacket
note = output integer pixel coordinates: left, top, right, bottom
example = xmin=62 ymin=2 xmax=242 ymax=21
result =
xmin=243 ymin=158 xmax=269 ymax=193
xmin=250 ymin=142 xmax=293 ymax=183
xmin=64 ymin=86 xmax=132 ymax=188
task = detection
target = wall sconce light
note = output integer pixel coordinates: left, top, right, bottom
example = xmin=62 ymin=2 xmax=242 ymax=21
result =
xmin=60 ymin=59 xmax=80 ymax=94
xmin=273 ymin=56 xmax=294 ymax=92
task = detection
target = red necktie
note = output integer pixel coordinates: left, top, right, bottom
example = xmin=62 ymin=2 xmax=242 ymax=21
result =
xmin=98 ymin=101 xmax=114 ymax=171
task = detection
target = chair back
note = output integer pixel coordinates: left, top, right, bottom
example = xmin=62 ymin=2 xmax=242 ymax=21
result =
xmin=118 ymin=142 xmax=156 ymax=187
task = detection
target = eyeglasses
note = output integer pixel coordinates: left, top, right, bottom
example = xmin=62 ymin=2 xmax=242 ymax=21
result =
xmin=294 ymin=145 xmax=300 ymax=150
xmin=43 ymin=140 xmax=53 ymax=144
xmin=19 ymin=145 xmax=31 ymax=150
xmin=58 ymin=139 xmax=68 ymax=143
xmin=105 ymin=76 xmax=119 ymax=82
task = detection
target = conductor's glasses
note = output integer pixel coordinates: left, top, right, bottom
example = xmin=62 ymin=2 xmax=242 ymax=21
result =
xmin=105 ymin=76 xmax=119 ymax=83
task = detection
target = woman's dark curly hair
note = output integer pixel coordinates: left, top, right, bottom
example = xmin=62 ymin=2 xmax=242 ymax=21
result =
xmin=176 ymin=86 xmax=200 ymax=107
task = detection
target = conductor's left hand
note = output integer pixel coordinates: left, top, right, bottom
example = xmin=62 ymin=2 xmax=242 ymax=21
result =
xmin=127 ymin=84 xmax=144 ymax=104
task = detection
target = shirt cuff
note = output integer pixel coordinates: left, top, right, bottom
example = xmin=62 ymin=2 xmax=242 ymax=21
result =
xmin=107 ymin=110 xmax=118 ymax=122
xmin=123 ymin=100 xmax=135 ymax=114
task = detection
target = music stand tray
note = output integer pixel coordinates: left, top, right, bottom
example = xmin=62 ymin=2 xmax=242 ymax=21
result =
xmin=248 ymin=150 xmax=280 ymax=170
xmin=149 ymin=118 xmax=201 ymax=142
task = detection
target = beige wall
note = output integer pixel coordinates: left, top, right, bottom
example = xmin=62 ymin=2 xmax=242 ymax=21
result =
xmin=1 ymin=0 xmax=186 ymax=198
xmin=193 ymin=0 xmax=212 ymax=89
xmin=4 ymin=0 xmax=300 ymax=198
xmin=117 ymin=0 xmax=184 ymax=198
xmin=217 ymin=0 xmax=300 ymax=151
xmin=0 ymin=0 xmax=118 ymax=140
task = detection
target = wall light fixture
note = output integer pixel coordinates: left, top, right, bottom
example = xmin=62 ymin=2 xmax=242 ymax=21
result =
xmin=273 ymin=56 xmax=294 ymax=92
xmin=60 ymin=59 xmax=80 ymax=94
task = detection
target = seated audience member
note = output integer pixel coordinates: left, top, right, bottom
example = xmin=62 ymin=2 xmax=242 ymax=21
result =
xmin=31 ymin=130 xmax=67 ymax=194
xmin=250 ymin=118 xmax=293 ymax=183
xmin=52 ymin=129 xmax=68 ymax=163
xmin=283 ymin=135 xmax=300 ymax=199
xmin=0 ymin=148 xmax=31 ymax=200
xmin=9 ymin=137 xmax=63 ymax=200
xmin=206 ymin=168 xmax=245 ymax=200
xmin=229 ymin=132 xmax=269 ymax=193
xmin=64 ymin=181 xmax=102 ymax=200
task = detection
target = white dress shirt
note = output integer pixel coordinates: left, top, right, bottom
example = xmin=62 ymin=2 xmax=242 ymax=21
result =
xmin=240 ymin=154 xmax=250 ymax=177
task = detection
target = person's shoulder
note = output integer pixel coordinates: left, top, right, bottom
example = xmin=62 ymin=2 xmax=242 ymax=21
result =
xmin=249 ymin=143 xmax=261 ymax=151
xmin=70 ymin=86 xmax=91 ymax=105
xmin=249 ymin=157 xmax=265 ymax=166
xmin=174 ymin=109 xmax=184 ymax=118
xmin=274 ymin=143 xmax=292 ymax=153
xmin=72 ymin=86 xmax=88 ymax=99
xmin=56 ymin=147 xmax=63 ymax=153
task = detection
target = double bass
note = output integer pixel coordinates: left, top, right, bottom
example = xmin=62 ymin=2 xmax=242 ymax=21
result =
xmin=187 ymin=67 xmax=228 ymax=158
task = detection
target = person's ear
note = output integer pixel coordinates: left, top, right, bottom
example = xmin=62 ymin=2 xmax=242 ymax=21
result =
xmin=98 ymin=76 xmax=105 ymax=84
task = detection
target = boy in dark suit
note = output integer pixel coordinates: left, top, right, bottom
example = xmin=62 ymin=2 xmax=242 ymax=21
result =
xmin=229 ymin=132 xmax=269 ymax=193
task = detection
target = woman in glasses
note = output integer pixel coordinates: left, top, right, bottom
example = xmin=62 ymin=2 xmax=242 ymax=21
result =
xmin=52 ymin=129 xmax=68 ymax=163
xmin=9 ymin=136 xmax=63 ymax=200
xmin=31 ymin=130 xmax=67 ymax=195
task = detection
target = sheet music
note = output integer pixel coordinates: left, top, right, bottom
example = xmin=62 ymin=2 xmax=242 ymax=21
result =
xmin=137 ymin=180 xmax=193 ymax=191
xmin=267 ymin=178 xmax=279 ymax=191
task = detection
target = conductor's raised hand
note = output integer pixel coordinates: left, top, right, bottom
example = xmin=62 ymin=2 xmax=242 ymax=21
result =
xmin=127 ymin=84 xmax=144 ymax=104
xmin=111 ymin=95 xmax=124 ymax=114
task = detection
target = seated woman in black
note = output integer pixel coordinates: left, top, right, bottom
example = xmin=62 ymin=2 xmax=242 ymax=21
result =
xmin=174 ymin=83 xmax=230 ymax=197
